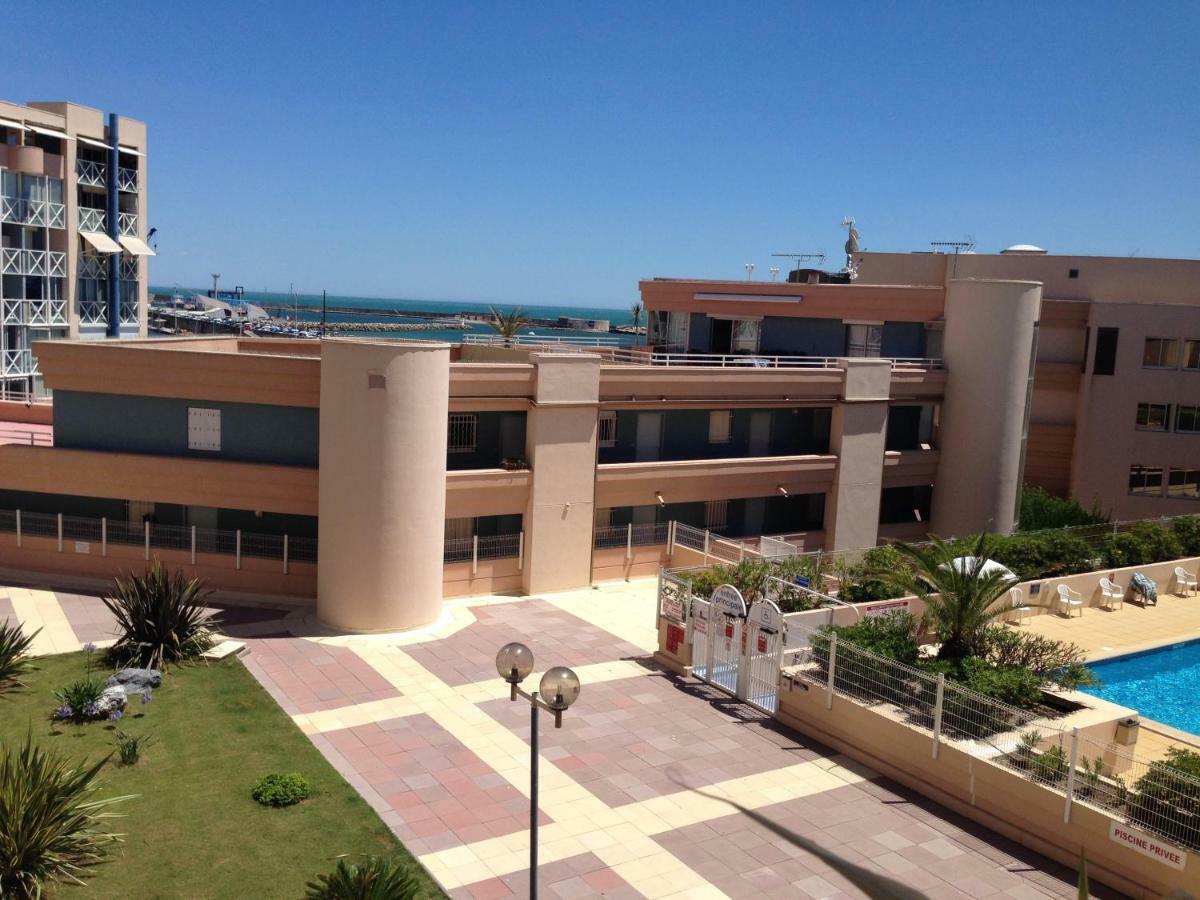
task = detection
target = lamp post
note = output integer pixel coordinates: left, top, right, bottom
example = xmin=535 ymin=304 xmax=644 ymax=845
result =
xmin=496 ymin=642 xmax=581 ymax=900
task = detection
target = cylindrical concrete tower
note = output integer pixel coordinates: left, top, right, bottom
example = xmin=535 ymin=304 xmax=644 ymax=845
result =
xmin=930 ymin=279 xmax=1042 ymax=537
xmin=317 ymin=338 xmax=450 ymax=632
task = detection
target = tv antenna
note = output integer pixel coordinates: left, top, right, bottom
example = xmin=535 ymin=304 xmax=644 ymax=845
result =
xmin=771 ymin=251 xmax=826 ymax=267
xmin=930 ymin=237 xmax=975 ymax=276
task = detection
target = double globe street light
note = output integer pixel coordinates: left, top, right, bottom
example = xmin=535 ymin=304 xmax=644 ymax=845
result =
xmin=495 ymin=642 xmax=581 ymax=900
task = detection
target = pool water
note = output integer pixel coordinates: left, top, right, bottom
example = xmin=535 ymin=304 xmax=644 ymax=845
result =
xmin=1081 ymin=639 xmax=1200 ymax=735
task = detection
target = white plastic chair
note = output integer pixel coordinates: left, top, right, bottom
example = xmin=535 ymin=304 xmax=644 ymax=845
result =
xmin=1009 ymin=587 xmax=1032 ymax=625
xmin=1099 ymin=578 xmax=1124 ymax=611
xmin=1176 ymin=567 xmax=1198 ymax=598
xmin=1057 ymin=584 xmax=1085 ymax=617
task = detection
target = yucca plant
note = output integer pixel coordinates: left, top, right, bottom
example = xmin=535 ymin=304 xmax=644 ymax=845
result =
xmin=304 ymin=856 xmax=421 ymax=900
xmin=102 ymin=560 xmax=218 ymax=669
xmin=487 ymin=305 xmax=528 ymax=348
xmin=0 ymin=732 xmax=132 ymax=898
xmin=0 ymin=621 xmax=39 ymax=693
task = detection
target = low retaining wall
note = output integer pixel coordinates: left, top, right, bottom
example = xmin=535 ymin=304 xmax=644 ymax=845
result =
xmin=591 ymin=544 xmax=668 ymax=583
xmin=1015 ymin=555 xmax=1200 ymax=618
xmin=0 ymin=399 xmax=52 ymax=425
xmin=442 ymin=557 xmax=521 ymax=598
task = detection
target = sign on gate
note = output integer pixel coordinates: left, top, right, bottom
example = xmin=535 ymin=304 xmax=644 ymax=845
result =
xmin=711 ymin=584 xmax=747 ymax=617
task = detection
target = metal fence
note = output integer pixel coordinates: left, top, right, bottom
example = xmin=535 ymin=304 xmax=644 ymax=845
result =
xmin=786 ymin=620 xmax=1200 ymax=853
xmin=593 ymin=521 xmax=669 ymax=552
xmin=444 ymin=532 xmax=523 ymax=572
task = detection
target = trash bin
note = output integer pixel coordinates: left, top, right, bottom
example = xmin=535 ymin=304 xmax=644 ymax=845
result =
xmin=1115 ymin=717 xmax=1140 ymax=746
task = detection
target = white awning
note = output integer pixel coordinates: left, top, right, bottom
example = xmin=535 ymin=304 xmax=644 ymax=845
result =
xmin=79 ymin=231 xmax=121 ymax=254
xmin=118 ymin=145 xmax=145 ymax=157
xmin=118 ymin=235 xmax=156 ymax=256
xmin=0 ymin=117 xmax=23 ymax=130
xmin=77 ymin=135 xmax=111 ymax=150
xmin=25 ymin=124 xmax=71 ymax=140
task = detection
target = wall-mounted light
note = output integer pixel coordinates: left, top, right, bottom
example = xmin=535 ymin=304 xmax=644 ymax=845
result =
xmin=655 ymin=492 xmax=666 ymax=506
xmin=777 ymin=486 xmax=789 ymax=498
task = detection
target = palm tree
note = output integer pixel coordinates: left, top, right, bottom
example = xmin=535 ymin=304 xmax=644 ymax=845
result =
xmin=487 ymin=305 xmax=527 ymax=348
xmin=630 ymin=302 xmax=643 ymax=346
xmin=868 ymin=533 xmax=1019 ymax=661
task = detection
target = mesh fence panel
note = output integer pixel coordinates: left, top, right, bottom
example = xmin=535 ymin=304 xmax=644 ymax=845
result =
xmin=477 ymin=533 xmax=521 ymax=561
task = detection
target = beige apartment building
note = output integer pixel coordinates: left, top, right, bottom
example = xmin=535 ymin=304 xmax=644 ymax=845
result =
xmin=0 ymin=99 xmax=151 ymax=396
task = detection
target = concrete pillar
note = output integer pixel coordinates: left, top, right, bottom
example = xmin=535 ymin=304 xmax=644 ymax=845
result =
xmin=931 ymin=279 xmax=1042 ymax=537
xmin=825 ymin=358 xmax=890 ymax=551
xmin=317 ymin=339 xmax=450 ymax=632
xmin=521 ymin=353 xmax=600 ymax=594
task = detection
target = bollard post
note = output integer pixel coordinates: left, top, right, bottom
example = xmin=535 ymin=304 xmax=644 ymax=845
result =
xmin=826 ymin=634 xmax=838 ymax=710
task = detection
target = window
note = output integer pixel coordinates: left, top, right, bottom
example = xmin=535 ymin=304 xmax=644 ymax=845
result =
xmin=1068 ymin=268 xmax=1079 ymax=279
xmin=447 ymin=413 xmax=477 ymax=454
xmin=1136 ymin=403 xmax=1171 ymax=431
xmin=1185 ymin=340 xmax=1200 ymax=372
xmin=597 ymin=410 xmax=617 ymax=448
xmin=594 ymin=507 xmax=613 ymax=528
xmin=1177 ymin=406 xmax=1200 ymax=434
xmin=731 ymin=320 xmax=761 ymax=354
xmin=704 ymin=499 xmax=729 ymax=531
xmin=846 ymin=323 xmax=882 ymax=358
xmin=444 ymin=517 xmax=474 ymax=541
xmin=708 ymin=410 xmax=732 ymax=444
xmin=879 ymin=485 xmax=933 ymax=524
xmin=1143 ymin=337 xmax=1180 ymax=369
xmin=187 ymin=407 xmax=220 ymax=451
xmin=1168 ymin=469 xmax=1200 ymax=500
xmin=1128 ymin=465 xmax=1164 ymax=496
xmin=1093 ymin=327 xmax=1119 ymax=375
xmin=665 ymin=311 xmax=690 ymax=352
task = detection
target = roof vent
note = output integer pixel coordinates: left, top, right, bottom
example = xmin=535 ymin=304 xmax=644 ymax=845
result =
xmin=1000 ymin=244 xmax=1048 ymax=255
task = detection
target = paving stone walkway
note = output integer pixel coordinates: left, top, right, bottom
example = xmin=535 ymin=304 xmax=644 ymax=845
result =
xmin=1 ymin=580 xmax=1113 ymax=899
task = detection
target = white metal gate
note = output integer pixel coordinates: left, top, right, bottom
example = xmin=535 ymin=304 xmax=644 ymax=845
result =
xmin=689 ymin=597 xmax=712 ymax=680
xmin=697 ymin=585 xmax=746 ymax=696
xmin=744 ymin=599 xmax=786 ymax=713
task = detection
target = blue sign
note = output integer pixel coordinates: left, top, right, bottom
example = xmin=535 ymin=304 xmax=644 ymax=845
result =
xmin=794 ymin=575 xmax=811 ymax=588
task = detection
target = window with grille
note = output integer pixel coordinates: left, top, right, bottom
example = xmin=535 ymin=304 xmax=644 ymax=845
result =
xmin=1136 ymin=403 xmax=1170 ymax=431
xmin=705 ymin=499 xmax=729 ymax=531
xmin=1177 ymin=406 xmax=1200 ymax=434
xmin=598 ymin=410 xmax=617 ymax=448
xmin=447 ymin=413 xmax=477 ymax=453
xmin=708 ymin=410 xmax=733 ymax=444
xmin=1128 ymin=465 xmax=1164 ymax=496
xmin=1168 ymin=469 xmax=1200 ymax=500
xmin=1143 ymin=338 xmax=1180 ymax=369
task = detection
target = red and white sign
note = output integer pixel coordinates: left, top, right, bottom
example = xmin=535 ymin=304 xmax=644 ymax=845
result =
xmin=864 ymin=599 xmax=910 ymax=618
xmin=1109 ymin=821 xmax=1187 ymax=870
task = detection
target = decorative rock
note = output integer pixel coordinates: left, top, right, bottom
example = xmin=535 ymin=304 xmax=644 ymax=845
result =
xmin=106 ymin=668 xmax=163 ymax=696
xmin=96 ymin=685 xmax=128 ymax=716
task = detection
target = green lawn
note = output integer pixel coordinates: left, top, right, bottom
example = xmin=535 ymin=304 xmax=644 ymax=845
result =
xmin=1 ymin=651 xmax=445 ymax=899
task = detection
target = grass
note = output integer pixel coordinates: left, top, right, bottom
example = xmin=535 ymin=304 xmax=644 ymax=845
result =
xmin=0 ymin=651 xmax=445 ymax=899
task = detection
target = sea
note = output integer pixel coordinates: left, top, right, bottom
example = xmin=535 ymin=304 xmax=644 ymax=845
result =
xmin=151 ymin=287 xmax=639 ymax=345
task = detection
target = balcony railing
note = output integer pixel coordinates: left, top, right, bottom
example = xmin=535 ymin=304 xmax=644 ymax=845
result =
xmin=1 ymin=298 xmax=69 ymax=327
xmin=119 ymin=212 xmax=138 ymax=236
xmin=443 ymin=532 xmax=523 ymax=566
xmin=117 ymin=167 xmax=138 ymax=192
xmin=0 ymin=197 xmax=66 ymax=229
xmin=78 ymin=207 xmax=106 ymax=232
xmin=2 ymin=350 xmax=36 ymax=379
xmin=78 ymin=253 xmax=107 ymax=279
xmin=76 ymin=158 xmax=106 ymax=188
xmin=0 ymin=249 xmax=67 ymax=278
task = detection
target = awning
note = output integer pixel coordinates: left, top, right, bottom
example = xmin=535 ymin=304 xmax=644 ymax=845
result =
xmin=25 ymin=124 xmax=71 ymax=140
xmin=0 ymin=117 xmax=23 ymax=130
xmin=77 ymin=135 xmax=111 ymax=150
xmin=79 ymin=231 xmax=121 ymax=254
xmin=118 ymin=145 xmax=145 ymax=157
xmin=118 ymin=235 xmax=156 ymax=256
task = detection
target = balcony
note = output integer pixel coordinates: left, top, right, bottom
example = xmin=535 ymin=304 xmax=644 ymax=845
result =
xmin=119 ymin=212 xmax=138 ymax=236
xmin=78 ymin=207 xmax=106 ymax=232
xmin=118 ymin=167 xmax=138 ymax=193
xmin=78 ymin=297 xmax=108 ymax=327
xmin=2 ymin=350 xmax=37 ymax=379
xmin=0 ymin=249 xmax=66 ymax=278
xmin=76 ymin=158 xmax=106 ymax=188
xmin=0 ymin=197 xmax=66 ymax=229
xmin=78 ymin=253 xmax=107 ymax=280
xmin=1 ymin=298 xmax=68 ymax=327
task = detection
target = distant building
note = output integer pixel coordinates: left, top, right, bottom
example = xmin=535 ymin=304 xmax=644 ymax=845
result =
xmin=0 ymin=100 xmax=151 ymax=397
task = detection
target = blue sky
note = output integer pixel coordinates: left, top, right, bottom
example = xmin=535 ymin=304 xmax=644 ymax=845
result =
xmin=4 ymin=1 xmax=1197 ymax=308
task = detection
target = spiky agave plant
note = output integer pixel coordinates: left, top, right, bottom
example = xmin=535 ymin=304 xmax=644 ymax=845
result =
xmin=304 ymin=857 xmax=421 ymax=900
xmin=0 ymin=621 xmax=39 ymax=693
xmin=102 ymin=560 xmax=218 ymax=669
xmin=0 ymin=732 xmax=133 ymax=898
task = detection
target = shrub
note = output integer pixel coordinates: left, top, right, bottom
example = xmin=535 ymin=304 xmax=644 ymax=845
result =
xmin=103 ymin=561 xmax=218 ymax=669
xmin=304 ymin=856 xmax=420 ymax=900
xmin=1031 ymin=744 xmax=1069 ymax=784
xmin=839 ymin=545 xmax=911 ymax=603
xmin=0 ymin=621 xmax=38 ymax=694
xmin=1102 ymin=522 xmax=1184 ymax=569
xmin=252 ymin=773 xmax=311 ymax=808
xmin=822 ymin=613 xmax=921 ymax=666
xmin=1131 ymin=748 xmax=1200 ymax=851
xmin=113 ymin=730 xmax=153 ymax=767
xmin=1018 ymin=487 xmax=1107 ymax=532
xmin=0 ymin=731 xmax=131 ymax=897
xmin=1014 ymin=730 xmax=1042 ymax=769
xmin=686 ymin=556 xmax=828 ymax=612
xmin=953 ymin=659 xmax=1045 ymax=709
xmin=990 ymin=531 xmax=1096 ymax=580
xmin=52 ymin=677 xmax=107 ymax=724
xmin=974 ymin=627 xmax=1098 ymax=690
xmin=1171 ymin=515 xmax=1200 ymax=556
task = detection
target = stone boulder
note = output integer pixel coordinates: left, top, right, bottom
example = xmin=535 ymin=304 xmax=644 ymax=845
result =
xmin=106 ymin=668 xmax=162 ymax=696
xmin=96 ymin=685 xmax=128 ymax=716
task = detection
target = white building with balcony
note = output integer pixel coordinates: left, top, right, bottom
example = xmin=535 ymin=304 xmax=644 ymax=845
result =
xmin=0 ymin=100 xmax=150 ymax=397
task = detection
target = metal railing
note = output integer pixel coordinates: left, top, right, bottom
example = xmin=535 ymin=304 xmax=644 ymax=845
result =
xmin=119 ymin=212 xmax=138 ymax=236
xmin=443 ymin=531 xmax=524 ymax=574
xmin=593 ymin=521 xmax=669 ymax=553
xmin=786 ymin=620 xmax=1200 ymax=854
xmin=76 ymin=158 xmax=106 ymax=187
xmin=462 ymin=333 xmax=622 ymax=348
xmin=117 ymin=167 xmax=138 ymax=192
xmin=78 ymin=207 xmax=106 ymax=232
xmin=0 ymin=248 xmax=66 ymax=278
xmin=0 ymin=427 xmax=52 ymax=447
xmin=2 ymin=350 xmax=36 ymax=378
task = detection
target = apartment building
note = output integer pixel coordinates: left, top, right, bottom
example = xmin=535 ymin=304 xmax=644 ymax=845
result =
xmin=0 ymin=100 xmax=150 ymax=396
xmin=853 ymin=248 xmax=1200 ymax=520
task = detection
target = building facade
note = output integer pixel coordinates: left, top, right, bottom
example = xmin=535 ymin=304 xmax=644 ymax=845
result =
xmin=0 ymin=100 xmax=150 ymax=396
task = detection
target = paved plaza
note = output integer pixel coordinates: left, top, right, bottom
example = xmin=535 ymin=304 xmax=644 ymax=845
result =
xmin=4 ymin=578 xmax=1112 ymax=898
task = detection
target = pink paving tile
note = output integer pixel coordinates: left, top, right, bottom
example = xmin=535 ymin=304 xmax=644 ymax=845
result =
xmin=241 ymin=635 xmax=400 ymax=714
xmin=55 ymin=592 xmax=121 ymax=644
xmin=452 ymin=852 xmax=644 ymax=899
xmin=316 ymin=715 xmax=552 ymax=854
xmin=404 ymin=599 xmax=648 ymax=686
xmin=0 ymin=596 xmax=14 ymax=627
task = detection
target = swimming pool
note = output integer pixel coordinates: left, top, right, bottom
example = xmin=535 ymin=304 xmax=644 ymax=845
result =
xmin=1081 ymin=639 xmax=1200 ymax=735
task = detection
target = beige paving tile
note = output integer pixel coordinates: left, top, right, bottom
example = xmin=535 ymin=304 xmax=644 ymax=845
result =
xmin=8 ymin=588 xmax=79 ymax=655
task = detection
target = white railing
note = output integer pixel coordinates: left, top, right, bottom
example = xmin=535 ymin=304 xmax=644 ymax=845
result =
xmin=46 ymin=201 xmax=65 ymax=229
xmin=78 ymin=207 xmax=106 ymax=232
xmin=78 ymin=253 xmax=107 ymax=279
xmin=1 ymin=299 xmax=69 ymax=327
xmin=593 ymin=521 xmax=670 ymax=552
xmin=76 ymin=158 xmax=106 ymax=187
xmin=0 ymin=249 xmax=66 ymax=278
xmin=22 ymin=200 xmax=47 ymax=227
xmin=461 ymin=333 xmax=622 ymax=348
xmin=119 ymin=212 xmax=138 ymax=236
xmin=117 ymin=167 xmax=138 ymax=192
xmin=0 ymin=199 xmax=64 ymax=229
xmin=2 ymin=350 xmax=36 ymax=378
xmin=0 ymin=427 xmax=51 ymax=447
xmin=0 ymin=195 xmax=21 ymax=224
xmin=443 ymin=532 xmax=524 ymax=573
xmin=120 ymin=256 xmax=138 ymax=280
xmin=759 ymin=535 xmax=801 ymax=558
xmin=78 ymin=298 xmax=107 ymax=326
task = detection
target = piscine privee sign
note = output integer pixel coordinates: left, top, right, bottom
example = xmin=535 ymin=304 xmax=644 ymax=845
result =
xmin=1109 ymin=821 xmax=1187 ymax=870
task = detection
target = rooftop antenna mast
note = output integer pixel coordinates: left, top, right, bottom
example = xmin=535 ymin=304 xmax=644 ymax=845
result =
xmin=929 ymin=238 xmax=975 ymax=277
xmin=841 ymin=217 xmax=860 ymax=280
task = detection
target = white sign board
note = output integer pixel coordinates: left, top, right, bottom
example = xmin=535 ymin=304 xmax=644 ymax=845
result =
xmin=710 ymin=584 xmax=747 ymax=618
xmin=661 ymin=591 xmax=685 ymax=624
xmin=864 ymin=599 xmax=910 ymax=618
xmin=187 ymin=407 xmax=221 ymax=452
xmin=1109 ymin=821 xmax=1187 ymax=870
xmin=748 ymin=598 xmax=784 ymax=633
xmin=74 ymin=541 xmax=90 ymax=554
